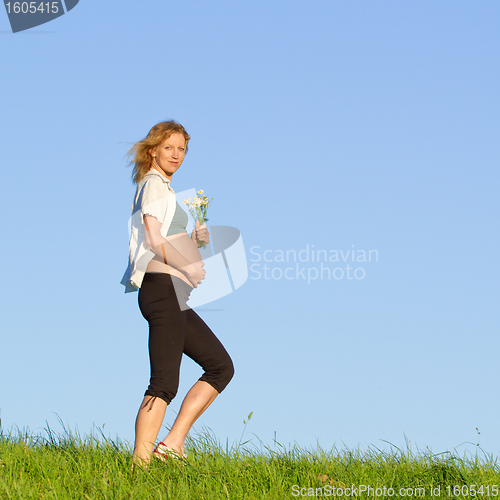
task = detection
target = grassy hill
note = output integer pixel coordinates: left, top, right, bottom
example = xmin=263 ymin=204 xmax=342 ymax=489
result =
xmin=1 ymin=425 xmax=499 ymax=499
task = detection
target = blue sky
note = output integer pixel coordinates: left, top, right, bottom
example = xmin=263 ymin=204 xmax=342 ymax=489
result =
xmin=1 ymin=0 xmax=499 ymax=457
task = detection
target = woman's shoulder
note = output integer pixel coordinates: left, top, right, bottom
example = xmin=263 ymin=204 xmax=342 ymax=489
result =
xmin=138 ymin=170 xmax=173 ymax=195
xmin=140 ymin=169 xmax=170 ymax=186
xmin=135 ymin=170 xmax=174 ymax=212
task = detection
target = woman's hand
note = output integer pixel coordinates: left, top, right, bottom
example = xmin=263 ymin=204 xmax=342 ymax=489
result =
xmin=183 ymin=261 xmax=206 ymax=288
xmin=191 ymin=220 xmax=210 ymax=247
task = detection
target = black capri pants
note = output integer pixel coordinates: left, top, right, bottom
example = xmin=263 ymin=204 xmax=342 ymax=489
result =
xmin=138 ymin=272 xmax=234 ymax=405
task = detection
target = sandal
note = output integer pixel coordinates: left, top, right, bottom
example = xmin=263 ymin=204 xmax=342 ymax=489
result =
xmin=153 ymin=441 xmax=187 ymax=463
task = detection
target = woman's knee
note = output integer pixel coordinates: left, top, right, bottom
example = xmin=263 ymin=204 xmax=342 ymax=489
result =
xmin=223 ymin=357 xmax=235 ymax=386
xmin=219 ymin=357 xmax=235 ymax=389
xmin=202 ymin=355 xmax=234 ymax=393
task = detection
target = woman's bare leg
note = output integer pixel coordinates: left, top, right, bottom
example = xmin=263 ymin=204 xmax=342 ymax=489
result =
xmin=159 ymin=381 xmax=218 ymax=455
xmin=132 ymin=396 xmax=168 ymax=466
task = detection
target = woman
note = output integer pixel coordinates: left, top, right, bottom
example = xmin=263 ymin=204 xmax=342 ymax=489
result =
xmin=121 ymin=120 xmax=234 ymax=467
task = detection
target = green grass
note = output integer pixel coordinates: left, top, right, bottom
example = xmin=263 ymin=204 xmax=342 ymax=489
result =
xmin=1 ymin=424 xmax=499 ymax=499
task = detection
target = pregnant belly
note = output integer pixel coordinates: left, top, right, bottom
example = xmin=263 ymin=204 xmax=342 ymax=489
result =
xmin=146 ymin=233 xmax=201 ymax=287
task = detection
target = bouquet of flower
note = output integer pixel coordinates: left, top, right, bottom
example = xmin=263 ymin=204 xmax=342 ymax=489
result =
xmin=183 ymin=190 xmax=213 ymax=248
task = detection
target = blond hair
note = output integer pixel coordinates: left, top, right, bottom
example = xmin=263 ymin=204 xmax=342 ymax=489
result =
xmin=126 ymin=120 xmax=190 ymax=184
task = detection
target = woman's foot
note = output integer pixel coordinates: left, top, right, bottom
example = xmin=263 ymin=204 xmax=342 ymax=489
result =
xmin=153 ymin=441 xmax=187 ymax=462
xmin=131 ymin=455 xmax=150 ymax=471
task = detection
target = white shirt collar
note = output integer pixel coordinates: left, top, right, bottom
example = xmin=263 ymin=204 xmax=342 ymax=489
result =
xmin=144 ymin=168 xmax=171 ymax=184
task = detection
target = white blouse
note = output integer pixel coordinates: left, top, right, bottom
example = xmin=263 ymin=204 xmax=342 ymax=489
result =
xmin=120 ymin=169 xmax=177 ymax=293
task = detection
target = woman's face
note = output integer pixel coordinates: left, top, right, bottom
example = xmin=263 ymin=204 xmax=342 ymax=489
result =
xmin=150 ymin=132 xmax=187 ymax=180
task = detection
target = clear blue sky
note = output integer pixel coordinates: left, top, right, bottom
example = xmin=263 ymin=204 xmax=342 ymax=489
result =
xmin=1 ymin=0 xmax=499 ymax=457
